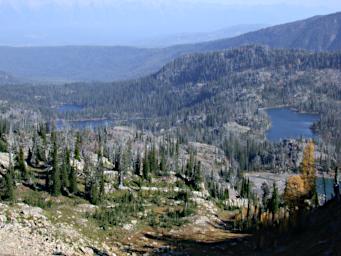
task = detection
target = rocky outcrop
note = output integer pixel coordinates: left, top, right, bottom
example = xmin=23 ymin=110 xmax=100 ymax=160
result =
xmin=0 ymin=203 xmax=117 ymax=256
xmin=0 ymin=152 xmax=10 ymax=170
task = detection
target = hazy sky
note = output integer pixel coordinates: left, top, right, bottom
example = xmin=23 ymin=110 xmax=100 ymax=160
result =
xmin=0 ymin=0 xmax=340 ymax=46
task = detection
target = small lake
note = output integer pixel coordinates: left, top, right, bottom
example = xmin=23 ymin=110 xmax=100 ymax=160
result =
xmin=316 ymin=177 xmax=340 ymax=201
xmin=266 ymin=108 xmax=320 ymax=142
xmin=58 ymin=104 xmax=84 ymax=113
xmin=56 ymin=119 xmax=113 ymax=130
xmin=56 ymin=104 xmax=113 ymax=130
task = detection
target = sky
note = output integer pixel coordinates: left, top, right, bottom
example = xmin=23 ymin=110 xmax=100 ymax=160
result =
xmin=0 ymin=0 xmax=340 ymax=46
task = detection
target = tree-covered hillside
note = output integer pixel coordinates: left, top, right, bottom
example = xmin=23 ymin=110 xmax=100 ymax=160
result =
xmin=2 ymin=45 xmax=340 ymax=148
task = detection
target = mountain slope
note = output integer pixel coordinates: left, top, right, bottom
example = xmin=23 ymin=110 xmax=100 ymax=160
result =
xmin=197 ymin=11 xmax=341 ymax=52
xmin=0 ymin=12 xmax=341 ymax=82
xmin=3 ymin=45 xmax=341 ymax=119
xmin=134 ymin=24 xmax=266 ymax=47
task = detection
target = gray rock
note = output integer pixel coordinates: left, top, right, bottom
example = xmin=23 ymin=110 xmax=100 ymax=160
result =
xmin=0 ymin=214 xmax=7 ymax=224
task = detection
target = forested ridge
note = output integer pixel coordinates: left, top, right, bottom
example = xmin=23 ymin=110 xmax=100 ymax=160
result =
xmin=2 ymin=45 xmax=341 ymax=148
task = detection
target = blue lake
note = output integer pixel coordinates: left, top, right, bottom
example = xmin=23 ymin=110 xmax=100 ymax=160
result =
xmin=266 ymin=108 xmax=320 ymax=142
xmin=57 ymin=104 xmax=113 ymax=130
xmin=316 ymin=177 xmax=340 ymax=201
xmin=58 ymin=104 xmax=84 ymax=113
xmin=56 ymin=119 xmax=113 ymax=130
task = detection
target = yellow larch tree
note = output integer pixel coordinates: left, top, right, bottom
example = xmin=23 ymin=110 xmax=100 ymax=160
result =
xmin=300 ymin=140 xmax=316 ymax=196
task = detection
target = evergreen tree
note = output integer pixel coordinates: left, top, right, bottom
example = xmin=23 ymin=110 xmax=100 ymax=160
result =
xmin=18 ymin=146 xmax=28 ymax=181
xmin=120 ymin=145 xmax=131 ymax=186
xmin=3 ymin=171 xmax=15 ymax=201
xmin=269 ymin=183 xmax=280 ymax=214
xmin=142 ymin=146 xmax=150 ymax=180
xmin=89 ymin=180 xmax=99 ymax=205
xmin=148 ymin=144 xmax=158 ymax=174
xmin=69 ymin=166 xmax=78 ymax=194
xmin=116 ymin=148 xmax=124 ymax=188
xmin=240 ymin=178 xmax=251 ymax=199
xmin=97 ymin=153 xmax=105 ymax=199
xmin=74 ymin=133 xmax=81 ymax=161
xmin=261 ymin=182 xmax=270 ymax=208
xmin=99 ymin=173 xmax=105 ymax=199
xmin=159 ymin=152 xmax=166 ymax=175
xmin=134 ymin=152 xmax=141 ymax=176
xmin=185 ymin=153 xmax=195 ymax=178
xmin=61 ymin=148 xmax=70 ymax=193
xmin=51 ymin=140 xmax=61 ymax=196
xmin=84 ymin=160 xmax=92 ymax=201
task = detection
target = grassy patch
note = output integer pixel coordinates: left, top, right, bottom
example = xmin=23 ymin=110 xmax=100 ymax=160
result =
xmin=22 ymin=190 xmax=54 ymax=209
xmin=89 ymin=191 xmax=144 ymax=229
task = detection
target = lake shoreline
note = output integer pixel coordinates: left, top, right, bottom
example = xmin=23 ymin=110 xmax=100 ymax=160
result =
xmin=265 ymin=107 xmax=320 ymax=142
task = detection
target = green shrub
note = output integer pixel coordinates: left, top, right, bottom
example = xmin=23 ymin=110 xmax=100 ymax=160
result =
xmin=0 ymin=139 xmax=7 ymax=152
xmin=147 ymin=201 xmax=196 ymax=228
xmin=23 ymin=191 xmax=53 ymax=209
xmin=90 ymin=192 xmax=144 ymax=229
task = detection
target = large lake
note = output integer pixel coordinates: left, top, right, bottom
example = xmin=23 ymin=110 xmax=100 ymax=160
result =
xmin=265 ymin=108 xmax=320 ymax=142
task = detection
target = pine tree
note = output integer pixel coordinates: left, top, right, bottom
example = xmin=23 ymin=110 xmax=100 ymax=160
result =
xmin=97 ymin=153 xmax=105 ymax=199
xmin=186 ymin=153 xmax=195 ymax=178
xmin=117 ymin=149 xmax=124 ymax=188
xmin=69 ymin=166 xmax=78 ymax=194
xmin=61 ymin=148 xmax=70 ymax=193
xmin=89 ymin=180 xmax=99 ymax=205
xmin=74 ymin=133 xmax=81 ymax=161
xmin=99 ymin=173 xmax=105 ymax=199
xmin=134 ymin=152 xmax=141 ymax=176
xmin=240 ymin=177 xmax=251 ymax=199
xmin=159 ymin=152 xmax=166 ymax=175
xmin=51 ymin=140 xmax=61 ymax=196
xmin=148 ymin=144 xmax=157 ymax=174
xmin=269 ymin=183 xmax=280 ymax=214
xmin=84 ymin=160 xmax=92 ymax=201
xmin=261 ymin=182 xmax=270 ymax=209
xmin=120 ymin=146 xmax=131 ymax=186
xmin=142 ymin=146 xmax=150 ymax=180
xmin=3 ymin=171 xmax=15 ymax=201
xmin=18 ymin=146 xmax=28 ymax=181
xmin=193 ymin=161 xmax=202 ymax=191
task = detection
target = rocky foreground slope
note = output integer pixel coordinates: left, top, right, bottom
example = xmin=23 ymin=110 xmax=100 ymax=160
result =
xmin=0 ymin=202 xmax=117 ymax=256
xmin=0 ymin=190 xmax=249 ymax=256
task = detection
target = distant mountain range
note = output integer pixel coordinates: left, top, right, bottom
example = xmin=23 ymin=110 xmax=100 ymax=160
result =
xmin=196 ymin=11 xmax=341 ymax=52
xmin=133 ymin=24 xmax=266 ymax=47
xmin=0 ymin=12 xmax=340 ymax=82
